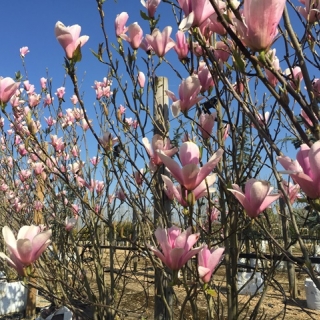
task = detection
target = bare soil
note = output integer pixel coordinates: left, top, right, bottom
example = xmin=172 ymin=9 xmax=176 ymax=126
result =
xmin=1 ymin=250 xmax=320 ymax=319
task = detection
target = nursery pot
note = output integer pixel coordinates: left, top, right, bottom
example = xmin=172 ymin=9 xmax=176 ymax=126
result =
xmin=237 ymin=272 xmax=264 ymax=295
xmin=305 ymin=278 xmax=320 ymax=310
xmin=0 ymin=281 xmax=28 ymax=315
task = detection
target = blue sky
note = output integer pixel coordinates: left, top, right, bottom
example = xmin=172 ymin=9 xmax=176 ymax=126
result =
xmin=0 ymin=0 xmax=315 ymax=188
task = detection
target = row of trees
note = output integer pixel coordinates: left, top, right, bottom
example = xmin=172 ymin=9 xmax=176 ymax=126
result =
xmin=0 ymin=0 xmax=320 ymax=319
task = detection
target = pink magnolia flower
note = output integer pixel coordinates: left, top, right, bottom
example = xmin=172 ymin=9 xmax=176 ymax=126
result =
xmin=148 ymin=226 xmax=203 ymax=270
xmin=166 ymin=75 xmax=203 ymax=117
xmin=139 ymin=37 xmax=152 ymax=52
xmin=228 ymin=178 xmax=281 ymax=218
xmin=40 ymin=77 xmax=47 ymax=90
xmin=213 ymin=41 xmax=232 ymax=66
xmin=118 ymin=104 xmax=126 ymax=115
xmin=33 ymin=162 xmax=45 ymax=175
xmin=90 ymin=156 xmax=100 ymax=166
xmin=209 ymin=206 xmax=221 ymax=224
xmin=70 ymin=94 xmax=78 ymax=105
xmin=198 ymin=246 xmax=224 ymax=283
xmin=115 ymin=188 xmax=126 ymax=201
xmin=134 ymin=169 xmax=144 ymax=186
xmin=141 ymin=0 xmax=161 ymax=18
xmin=145 ymin=26 xmax=176 ymax=57
xmin=178 ymin=0 xmax=215 ymax=29
xmin=65 ymin=216 xmax=78 ymax=231
xmin=99 ymin=132 xmax=119 ymax=150
xmin=28 ymin=93 xmax=41 ymax=108
xmin=44 ymin=116 xmax=56 ymax=127
xmin=297 ymin=0 xmax=320 ymax=23
xmin=207 ymin=2 xmax=228 ymax=36
xmin=142 ymin=134 xmax=178 ymax=172
xmin=197 ymin=61 xmax=214 ymax=92
xmin=55 ymin=87 xmax=65 ymax=99
xmin=284 ymin=66 xmax=303 ymax=90
xmin=43 ymin=94 xmax=54 ymax=106
xmin=233 ymin=0 xmax=286 ymax=52
xmin=174 ymin=31 xmax=189 ymax=60
xmin=20 ymin=47 xmax=29 ymax=57
xmin=120 ymin=22 xmax=143 ymax=50
xmin=281 ymin=180 xmax=300 ymax=204
xmin=198 ymin=112 xmax=216 ymax=139
xmin=162 ymin=173 xmax=217 ymax=207
xmin=277 ymin=141 xmax=320 ymax=199
xmin=254 ymin=111 xmax=270 ymax=127
xmin=312 ymin=78 xmax=320 ymax=97
xmin=0 ymin=225 xmax=52 ymax=276
xmin=137 ymin=71 xmax=145 ymax=88
xmin=157 ymin=141 xmax=223 ymax=191
xmin=0 ymin=77 xmax=20 ymax=106
xmin=50 ymin=135 xmax=65 ymax=153
xmin=115 ymin=12 xmax=129 ymax=37
xmin=265 ymin=49 xmax=280 ymax=87
xmin=54 ymin=21 xmax=89 ymax=59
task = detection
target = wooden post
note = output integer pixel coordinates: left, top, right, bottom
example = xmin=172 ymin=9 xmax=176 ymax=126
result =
xmin=25 ymin=175 xmax=44 ymax=318
xmin=153 ymin=77 xmax=173 ymax=320
xmin=280 ymin=199 xmax=297 ymax=298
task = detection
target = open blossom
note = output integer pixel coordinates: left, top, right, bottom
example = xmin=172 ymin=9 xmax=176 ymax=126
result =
xmin=115 ymin=12 xmax=129 ymax=37
xmin=281 ymin=180 xmax=300 ymax=204
xmin=120 ymin=22 xmax=143 ymax=50
xmin=145 ymin=26 xmax=176 ymax=57
xmin=44 ymin=94 xmax=54 ymax=106
xmin=142 ymin=134 xmax=178 ymax=172
xmin=166 ymin=75 xmax=203 ymax=117
xmin=99 ymin=132 xmax=119 ymax=150
xmin=284 ymin=66 xmax=303 ymax=90
xmin=233 ymin=0 xmax=286 ymax=52
xmin=55 ymin=87 xmax=65 ymax=99
xmin=70 ymin=94 xmax=78 ymax=105
xmin=198 ymin=246 xmax=224 ymax=283
xmin=277 ymin=141 xmax=320 ymax=199
xmin=50 ymin=135 xmax=65 ymax=153
xmin=162 ymin=173 xmax=217 ymax=207
xmin=90 ymin=157 xmax=100 ymax=166
xmin=297 ymin=0 xmax=320 ymax=23
xmin=54 ymin=21 xmax=89 ymax=59
xmin=0 ymin=225 xmax=52 ymax=276
xmin=45 ymin=116 xmax=56 ymax=127
xmin=141 ymin=0 xmax=161 ymax=18
xmin=157 ymin=141 xmax=223 ymax=191
xmin=20 ymin=47 xmax=29 ymax=57
xmin=148 ymin=226 xmax=203 ymax=270
xmin=228 ymin=179 xmax=281 ymax=218
xmin=178 ymin=0 xmax=215 ymax=29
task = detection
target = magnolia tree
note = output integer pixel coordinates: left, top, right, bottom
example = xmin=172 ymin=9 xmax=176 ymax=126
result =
xmin=0 ymin=0 xmax=319 ymax=319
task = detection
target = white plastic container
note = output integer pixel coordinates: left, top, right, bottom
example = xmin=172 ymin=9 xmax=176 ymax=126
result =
xmin=305 ymin=278 xmax=320 ymax=310
xmin=238 ymin=272 xmax=264 ymax=295
xmin=0 ymin=281 xmax=28 ymax=315
xmin=36 ymin=306 xmax=73 ymax=320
